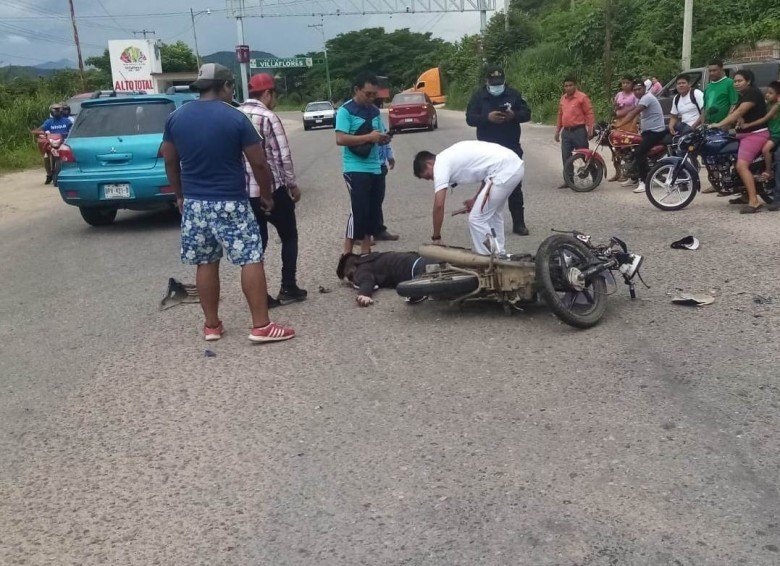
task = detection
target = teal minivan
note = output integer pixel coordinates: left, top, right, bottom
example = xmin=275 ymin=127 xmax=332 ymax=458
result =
xmin=57 ymin=93 xmax=196 ymax=226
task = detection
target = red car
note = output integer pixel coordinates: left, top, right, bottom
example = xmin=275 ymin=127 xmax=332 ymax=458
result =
xmin=388 ymin=92 xmax=438 ymax=133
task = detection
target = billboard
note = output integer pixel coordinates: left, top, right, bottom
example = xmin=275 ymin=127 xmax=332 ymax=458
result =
xmin=108 ymin=39 xmax=163 ymax=92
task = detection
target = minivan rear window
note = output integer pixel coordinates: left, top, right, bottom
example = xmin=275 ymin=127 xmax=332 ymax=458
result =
xmin=69 ymin=101 xmax=176 ymax=138
xmin=392 ymin=93 xmax=425 ymax=105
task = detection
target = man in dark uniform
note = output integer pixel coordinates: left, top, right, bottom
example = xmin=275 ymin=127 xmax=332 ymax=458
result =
xmin=466 ymin=66 xmax=532 ymax=235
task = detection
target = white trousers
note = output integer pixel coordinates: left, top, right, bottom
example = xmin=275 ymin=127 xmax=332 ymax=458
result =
xmin=468 ymin=163 xmax=525 ymax=254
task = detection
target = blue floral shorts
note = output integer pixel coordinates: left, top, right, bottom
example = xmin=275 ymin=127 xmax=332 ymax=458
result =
xmin=180 ymin=199 xmax=263 ymax=266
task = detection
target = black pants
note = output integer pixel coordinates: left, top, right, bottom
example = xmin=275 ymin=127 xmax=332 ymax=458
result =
xmin=344 ymin=172 xmax=383 ymax=240
xmin=636 ymin=130 xmax=667 ymax=184
xmin=378 ymin=165 xmax=388 ymax=233
xmin=560 ymin=126 xmax=589 ymax=170
xmin=250 ymin=189 xmax=298 ymax=288
xmin=508 ymin=147 xmax=525 ymax=227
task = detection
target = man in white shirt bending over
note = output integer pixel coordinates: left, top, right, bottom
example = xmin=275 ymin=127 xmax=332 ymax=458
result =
xmin=413 ymin=140 xmax=525 ymax=254
xmin=668 ymin=73 xmax=704 ymax=135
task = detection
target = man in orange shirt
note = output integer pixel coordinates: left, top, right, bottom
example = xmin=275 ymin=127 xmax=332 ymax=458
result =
xmin=554 ymin=77 xmax=595 ymax=188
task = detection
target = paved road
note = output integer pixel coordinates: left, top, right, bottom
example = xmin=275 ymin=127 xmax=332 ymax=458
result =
xmin=1 ymin=110 xmax=778 ymax=565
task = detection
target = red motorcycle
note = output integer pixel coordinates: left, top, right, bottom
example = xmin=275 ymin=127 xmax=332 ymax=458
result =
xmin=564 ymin=123 xmax=670 ymax=192
xmin=32 ymin=130 xmax=65 ymax=186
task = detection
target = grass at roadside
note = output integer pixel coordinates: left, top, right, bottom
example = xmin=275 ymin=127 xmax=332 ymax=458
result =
xmin=0 ymin=146 xmax=40 ymax=175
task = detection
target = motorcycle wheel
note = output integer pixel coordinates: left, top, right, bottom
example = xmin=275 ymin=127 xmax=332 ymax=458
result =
xmin=645 ymin=161 xmax=699 ymax=211
xmin=535 ymin=234 xmax=607 ymax=329
xmin=396 ymin=273 xmax=479 ymax=299
xmin=563 ymin=154 xmax=604 ymax=192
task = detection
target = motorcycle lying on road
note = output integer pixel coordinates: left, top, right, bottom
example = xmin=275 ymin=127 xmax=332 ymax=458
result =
xmin=396 ymin=230 xmax=645 ymax=329
xmin=645 ymin=125 xmax=775 ymax=211
xmin=32 ymin=130 xmax=65 ymax=186
xmin=563 ymin=123 xmax=672 ymax=192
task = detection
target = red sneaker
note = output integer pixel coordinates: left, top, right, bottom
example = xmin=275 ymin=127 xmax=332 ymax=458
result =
xmin=248 ymin=322 xmax=295 ymax=343
xmin=203 ymin=321 xmax=224 ymax=341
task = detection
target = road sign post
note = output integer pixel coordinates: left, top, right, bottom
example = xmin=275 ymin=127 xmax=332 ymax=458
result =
xmin=250 ymin=57 xmax=313 ymax=69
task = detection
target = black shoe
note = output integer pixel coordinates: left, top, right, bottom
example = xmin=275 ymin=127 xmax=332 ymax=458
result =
xmin=513 ymin=224 xmax=529 ymax=236
xmin=375 ymin=230 xmax=399 ymax=241
xmin=267 ymin=294 xmax=281 ymax=309
xmin=278 ymin=285 xmax=308 ymax=304
xmin=44 ymin=175 xmax=52 ymax=185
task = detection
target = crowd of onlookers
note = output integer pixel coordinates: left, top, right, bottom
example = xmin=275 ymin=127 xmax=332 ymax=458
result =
xmin=156 ymin=58 xmax=780 ymax=342
xmin=554 ymin=60 xmax=780 ymax=212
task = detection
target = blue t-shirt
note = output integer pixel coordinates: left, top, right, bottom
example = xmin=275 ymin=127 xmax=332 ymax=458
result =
xmin=163 ymin=99 xmax=261 ymax=200
xmin=335 ymin=99 xmax=384 ymax=174
xmin=41 ymin=117 xmax=72 ymax=135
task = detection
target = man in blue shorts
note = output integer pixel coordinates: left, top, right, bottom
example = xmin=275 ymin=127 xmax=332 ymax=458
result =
xmin=335 ymin=71 xmax=392 ymax=255
xmin=161 ymin=63 xmax=295 ymax=343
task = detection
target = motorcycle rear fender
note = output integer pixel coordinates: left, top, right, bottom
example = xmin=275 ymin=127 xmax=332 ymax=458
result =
xmin=571 ymin=148 xmax=606 ymax=166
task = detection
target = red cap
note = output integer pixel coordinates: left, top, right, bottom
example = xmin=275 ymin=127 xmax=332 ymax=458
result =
xmin=248 ymin=73 xmax=276 ymax=94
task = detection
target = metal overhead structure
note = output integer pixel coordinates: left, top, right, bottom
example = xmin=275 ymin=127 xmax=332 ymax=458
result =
xmin=227 ymin=0 xmax=496 ymax=100
xmin=226 ymin=0 xmax=495 ymax=18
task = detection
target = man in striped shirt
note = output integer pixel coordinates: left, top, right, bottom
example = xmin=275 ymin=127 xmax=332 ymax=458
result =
xmin=240 ymin=73 xmax=307 ymax=305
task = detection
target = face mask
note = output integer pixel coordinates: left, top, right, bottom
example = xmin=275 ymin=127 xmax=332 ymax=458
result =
xmin=487 ymin=84 xmax=505 ymax=96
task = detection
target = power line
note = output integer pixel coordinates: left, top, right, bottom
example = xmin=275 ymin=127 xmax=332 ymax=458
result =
xmin=94 ymin=0 xmax=133 ymax=34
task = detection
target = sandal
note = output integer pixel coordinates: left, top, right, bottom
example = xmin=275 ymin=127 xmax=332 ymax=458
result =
xmin=739 ymin=204 xmax=762 ymax=214
xmin=728 ymin=195 xmax=748 ymax=205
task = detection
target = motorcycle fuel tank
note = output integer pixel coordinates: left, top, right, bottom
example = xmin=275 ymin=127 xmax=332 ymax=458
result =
xmin=702 ymin=130 xmax=737 ymax=155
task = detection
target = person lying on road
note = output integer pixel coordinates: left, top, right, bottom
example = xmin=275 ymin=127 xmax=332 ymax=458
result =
xmin=337 ymin=251 xmax=433 ymax=307
xmin=413 ymin=141 xmax=525 ymax=254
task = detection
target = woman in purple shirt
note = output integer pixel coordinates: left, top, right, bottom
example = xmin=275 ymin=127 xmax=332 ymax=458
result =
xmin=610 ymin=77 xmax=638 ymax=181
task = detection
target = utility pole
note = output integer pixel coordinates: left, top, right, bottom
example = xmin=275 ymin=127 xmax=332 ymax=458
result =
xmin=308 ymin=19 xmax=332 ymax=101
xmin=67 ymin=0 xmax=85 ymax=88
xmin=504 ymin=0 xmax=509 ymax=32
xmin=235 ymin=0 xmax=249 ymax=102
xmin=479 ymin=0 xmax=487 ymax=32
xmin=133 ymin=30 xmax=156 ymax=39
xmin=603 ymin=0 xmax=613 ymax=105
xmin=681 ymin=0 xmax=693 ymax=70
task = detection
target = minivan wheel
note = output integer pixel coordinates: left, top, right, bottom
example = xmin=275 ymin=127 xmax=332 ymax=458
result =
xmin=79 ymin=207 xmax=117 ymax=226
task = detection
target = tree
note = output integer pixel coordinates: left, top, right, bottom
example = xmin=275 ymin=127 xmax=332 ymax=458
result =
xmin=159 ymin=41 xmax=197 ymax=73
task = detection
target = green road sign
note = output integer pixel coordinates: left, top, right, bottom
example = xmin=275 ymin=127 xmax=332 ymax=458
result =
xmin=250 ymin=57 xmax=313 ymax=69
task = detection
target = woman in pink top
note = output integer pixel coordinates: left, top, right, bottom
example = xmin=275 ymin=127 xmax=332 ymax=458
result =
xmin=610 ymin=77 xmax=638 ymax=180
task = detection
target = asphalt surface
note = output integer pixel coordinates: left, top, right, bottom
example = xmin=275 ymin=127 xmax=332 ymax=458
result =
xmin=1 ymin=109 xmax=779 ymax=565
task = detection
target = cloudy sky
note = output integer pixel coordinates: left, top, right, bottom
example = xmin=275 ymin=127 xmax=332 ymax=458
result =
xmin=0 ymin=0 xmax=488 ymax=67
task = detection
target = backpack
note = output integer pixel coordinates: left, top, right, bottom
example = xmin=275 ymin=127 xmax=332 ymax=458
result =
xmin=674 ymin=89 xmax=702 ymax=116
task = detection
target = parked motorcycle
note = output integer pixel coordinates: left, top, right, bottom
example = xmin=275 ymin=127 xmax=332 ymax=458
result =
xmin=563 ymin=123 xmax=671 ymax=192
xmin=32 ymin=131 xmax=65 ymax=186
xmin=396 ymin=230 xmax=645 ymax=329
xmin=645 ymin=126 xmax=774 ymax=211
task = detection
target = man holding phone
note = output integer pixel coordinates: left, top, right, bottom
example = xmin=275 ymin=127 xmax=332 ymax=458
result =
xmin=335 ymin=71 xmax=392 ymax=255
xmin=466 ymin=66 xmax=532 ymax=236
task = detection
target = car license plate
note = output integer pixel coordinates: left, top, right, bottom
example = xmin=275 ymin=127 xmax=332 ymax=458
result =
xmin=405 ymin=118 xmax=414 ymax=123
xmin=104 ymin=183 xmax=130 ymax=199
xmin=316 ymin=119 xmax=323 ymax=123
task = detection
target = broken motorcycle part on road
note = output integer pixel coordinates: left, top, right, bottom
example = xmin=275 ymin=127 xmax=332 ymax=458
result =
xmin=160 ymin=277 xmax=199 ymax=310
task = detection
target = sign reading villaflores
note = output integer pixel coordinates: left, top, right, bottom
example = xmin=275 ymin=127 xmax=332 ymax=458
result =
xmin=250 ymin=57 xmax=313 ymax=69
xmin=108 ymin=39 xmax=163 ymax=92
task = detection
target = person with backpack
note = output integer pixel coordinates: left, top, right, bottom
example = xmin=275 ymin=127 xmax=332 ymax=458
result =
xmin=668 ymin=74 xmax=704 ymax=135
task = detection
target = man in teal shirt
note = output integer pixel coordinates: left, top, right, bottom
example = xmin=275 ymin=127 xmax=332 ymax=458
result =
xmin=704 ymin=60 xmax=738 ymax=124
xmin=335 ymin=71 xmax=391 ymax=255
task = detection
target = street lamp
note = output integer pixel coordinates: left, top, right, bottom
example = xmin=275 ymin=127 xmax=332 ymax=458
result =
xmin=190 ymin=8 xmax=211 ymax=68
